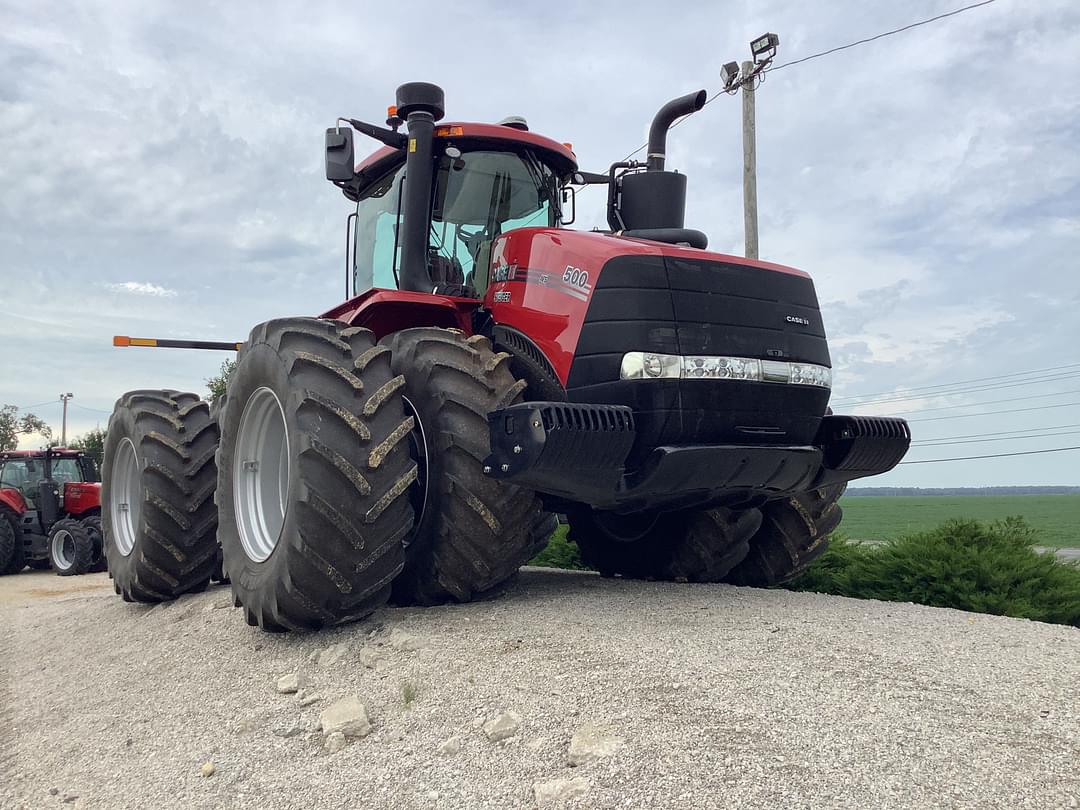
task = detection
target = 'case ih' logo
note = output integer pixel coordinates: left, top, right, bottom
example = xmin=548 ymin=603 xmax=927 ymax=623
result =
xmin=785 ymin=315 xmax=811 ymax=326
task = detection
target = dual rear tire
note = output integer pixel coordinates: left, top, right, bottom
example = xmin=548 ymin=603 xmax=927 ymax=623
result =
xmin=567 ymin=485 xmax=845 ymax=587
xmin=102 ymin=319 xmax=550 ymax=631
xmin=102 ymin=390 xmax=220 ymax=600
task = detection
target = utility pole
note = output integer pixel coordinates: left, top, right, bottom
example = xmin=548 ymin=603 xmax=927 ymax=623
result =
xmin=60 ymin=392 xmax=73 ymax=445
xmin=722 ymin=35 xmax=777 ymax=260
xmin=741 ymin=59 xmax=758 ymax=260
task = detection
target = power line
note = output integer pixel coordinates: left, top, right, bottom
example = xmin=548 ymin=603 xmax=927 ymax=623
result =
xmin=616 ymin=0 xmax=998 ymax=164
xmin=70 ymin=402 xmax=113 ymax=415
xmin=831 ymin=362 xmax=1080 ymax=404
xmin=890 ymin=388 xmax=1080 ymax=417
xmin=12 ymin=400 xmax=58 ymax=411
xmin=899 ymin=445 xmax=1080 ymax=465
xmin=838 ymin=372 xmax=1080 ymax=409
xmin=912 ymin=430 xmax=1080 ymax=448
xmin=907 ymin=401 xmax=1080 ymax=423
xmin=769 ymin=0 xmax=998 ymax=73
xmin=911 ymin=425 xmax=1080 ymax=444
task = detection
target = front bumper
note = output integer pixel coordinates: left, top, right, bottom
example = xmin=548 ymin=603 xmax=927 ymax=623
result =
xmin=483 ymin=402 xmax=910 ymax=512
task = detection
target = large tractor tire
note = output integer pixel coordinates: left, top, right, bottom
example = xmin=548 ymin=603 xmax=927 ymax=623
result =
xmin=0 ymin=510 xmax=23 ymax=575
xmin=725 ymin=484 xmax=846 ymax=587
xmin=81 ymin=515 xmax=107 ymax=573
xmin=216 ymin=318 xmax=415 ymax=631
xmin=385 ymin=328 xmax=554 ymax=605
xmin=567 ymin=506 xmax=762 ymax=582
xmin=49 ymin=519 xmax=94 ymax=576
xmin=102 ymin=390 xmax=219 ymax=601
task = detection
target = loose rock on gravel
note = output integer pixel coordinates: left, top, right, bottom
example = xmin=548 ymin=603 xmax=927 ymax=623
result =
xmin=319 ymin=696 xmax=372 ymax=738
xmin=2 ymin=567 xmax=1078 ymax=809
xmin=567 ymin=722 xmax=624 ymax=766
xmin=482 ymin=711 xmax=522 ymax=742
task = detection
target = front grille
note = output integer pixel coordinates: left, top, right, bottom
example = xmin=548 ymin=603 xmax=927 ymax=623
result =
xmin=565 ymin=254 xmax=831 ymax=453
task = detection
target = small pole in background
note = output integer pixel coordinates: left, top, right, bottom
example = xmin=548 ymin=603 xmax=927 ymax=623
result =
xmin=60 ymin=392 xmax=73 ymax=445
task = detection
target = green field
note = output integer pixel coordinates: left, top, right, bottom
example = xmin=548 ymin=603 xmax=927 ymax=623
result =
xmin=839 ymin=495 xmax=1080 ymax=548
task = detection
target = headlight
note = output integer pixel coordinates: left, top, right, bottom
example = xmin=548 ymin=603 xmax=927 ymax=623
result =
xmin=619 ymin=351 xmax=831 ymax=389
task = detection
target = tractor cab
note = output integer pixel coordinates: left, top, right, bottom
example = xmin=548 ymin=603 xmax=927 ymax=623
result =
xmin=339 ymin=115 xmax=576 ymax=300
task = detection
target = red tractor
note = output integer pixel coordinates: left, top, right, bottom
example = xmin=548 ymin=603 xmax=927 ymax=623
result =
xmin=103 ymin=83 xmax=909 ymax=630
xmin=0 ymin=448 xmax=105 ymax=576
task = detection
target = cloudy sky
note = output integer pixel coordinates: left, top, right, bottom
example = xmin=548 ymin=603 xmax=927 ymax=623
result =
xmin=2 ymin=0 xmax=1078 ymax=487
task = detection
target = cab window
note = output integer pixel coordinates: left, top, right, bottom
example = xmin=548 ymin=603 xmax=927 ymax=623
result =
xmin=353 ymin=163 xmax=405 ymax=293
xmin=0 ymin=460 xmax=38 ymax=503
xmin=429 ymin=149 xmax=561 ymax=296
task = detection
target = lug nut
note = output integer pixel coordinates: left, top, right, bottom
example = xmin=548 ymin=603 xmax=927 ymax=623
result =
xmin=482 ymin=465 xmax=491 ymax=474
xmin=513 ymin=445 xmax=522 ymax=454
xmin=532 ymin=420 xmax=541 ymax=428
xmin=500 ymin=464 xmax=510 ymax=473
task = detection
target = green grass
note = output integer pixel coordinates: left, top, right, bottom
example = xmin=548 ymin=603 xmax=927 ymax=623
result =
xmin=840 ymin=495 xmax=1080 ymax=548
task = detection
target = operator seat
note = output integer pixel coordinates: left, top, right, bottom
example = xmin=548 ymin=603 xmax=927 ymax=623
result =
xmin=428 ymin=252 xmax=474 ymax=297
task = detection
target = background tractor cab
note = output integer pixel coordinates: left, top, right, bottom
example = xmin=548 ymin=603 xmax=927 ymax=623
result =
xmin=0 ymin=448 xmax=105 ymax=576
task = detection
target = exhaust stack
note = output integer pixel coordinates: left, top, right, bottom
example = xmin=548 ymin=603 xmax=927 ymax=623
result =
xmin=613 ymin=89 xmax=707 ymax=235
xmin=646 ymin=89 xmax=706 ymax=172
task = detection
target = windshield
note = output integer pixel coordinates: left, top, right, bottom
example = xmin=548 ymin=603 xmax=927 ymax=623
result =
xmin=430 ymin=149 xmax=561 ymax=295
xmin=352 ymin=148 xmax=562 ymax=297
xmin=0 ymin=457 xmax=82 ymax=504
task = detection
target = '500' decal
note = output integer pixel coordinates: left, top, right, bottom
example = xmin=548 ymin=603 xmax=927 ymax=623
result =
xmin=491 ymin=263 xmax=592 ymax=302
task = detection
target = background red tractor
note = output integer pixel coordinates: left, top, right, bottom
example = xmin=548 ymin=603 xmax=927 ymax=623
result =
xmin=103 ymin=82 xmax=909 ymax=631
xmin=0 ymin=448 xmax=105 ymax=575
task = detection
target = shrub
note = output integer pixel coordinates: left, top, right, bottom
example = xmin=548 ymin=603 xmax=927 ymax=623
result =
xmin=788 ymin=517 xmax=1080 ymax=627
xmin=528 ymin=525 xmax=591 ymax=571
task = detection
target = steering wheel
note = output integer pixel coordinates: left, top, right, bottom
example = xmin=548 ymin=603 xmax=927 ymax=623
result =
xmin=455 ymin=227 xmax=488 ymax=262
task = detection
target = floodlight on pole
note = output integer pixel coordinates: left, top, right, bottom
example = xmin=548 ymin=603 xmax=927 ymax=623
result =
xmin=720 ymin=61 xmax=740 ymax=91
xmin=750 ymin=32 xmax=779 ymax=63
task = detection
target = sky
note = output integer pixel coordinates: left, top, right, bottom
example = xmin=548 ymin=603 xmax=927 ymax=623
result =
xmin=1 ymin=0 xmax=1078 ymax=487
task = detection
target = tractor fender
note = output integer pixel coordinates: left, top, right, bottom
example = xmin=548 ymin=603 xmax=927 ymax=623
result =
xmin=322 ymin=289 xmax=481 ymax=341
xmin=63 ymin=482 xmax=101 ymax=518
xmin=0 ymin=486 xmax=28 ymax=517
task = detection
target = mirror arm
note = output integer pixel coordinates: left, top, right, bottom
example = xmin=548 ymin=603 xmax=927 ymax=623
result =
xmin=345 ymin=118 xmax=407 ymax=149
xmin=573 ymin=170 xmax=611 ymax=185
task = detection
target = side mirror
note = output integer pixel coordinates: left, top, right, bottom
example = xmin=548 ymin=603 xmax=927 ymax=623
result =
xmin=325 ymin=127 xmax=355 ymax=182
xmin=561 ymin=185 xmax=576 ymax=226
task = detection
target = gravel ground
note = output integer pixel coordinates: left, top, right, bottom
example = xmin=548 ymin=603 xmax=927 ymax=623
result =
xmin=1 ymin=567 xmax=1077 ymax=810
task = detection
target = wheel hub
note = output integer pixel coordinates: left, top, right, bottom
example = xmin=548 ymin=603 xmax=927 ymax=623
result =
xmin=110 ymin=437 xmax=141 ymax=556
xmin=52 ymin=529 xmax=74 ymax=569
xmin=234 ymin=387 xmax=290 ymax=563
xmin=594 ymin=510 xmax=661 ymax=543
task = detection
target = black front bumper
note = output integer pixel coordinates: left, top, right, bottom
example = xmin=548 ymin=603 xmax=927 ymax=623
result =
xmin=484 ymin=402 xmax=910 ymax=512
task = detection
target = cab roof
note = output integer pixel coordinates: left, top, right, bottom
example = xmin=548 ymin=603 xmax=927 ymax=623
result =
xmin=0 ymin=448 xmax=86 ymax=459
xmin=355 ymin=122 xmax=577 ymax=178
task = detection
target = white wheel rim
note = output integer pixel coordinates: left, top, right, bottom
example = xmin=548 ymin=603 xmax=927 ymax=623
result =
xmin=110 ymin=438 xmax=140 ymax=556
xmin=234 ymin=387 xmax=290 ymax=563
xmin=52 ymin=529 xmax=74 ymax=569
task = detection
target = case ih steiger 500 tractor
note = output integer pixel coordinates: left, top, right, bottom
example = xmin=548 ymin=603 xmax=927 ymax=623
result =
xmin=0 ymin=448 xmax=105 ymax=576
xmin=103 ymin=82 xmax=910 ymax=631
